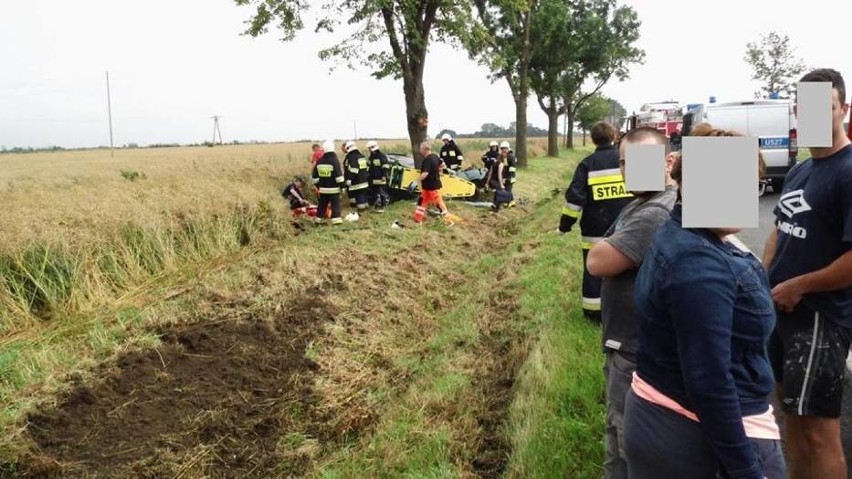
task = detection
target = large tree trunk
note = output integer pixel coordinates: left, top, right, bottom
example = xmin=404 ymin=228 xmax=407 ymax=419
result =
xmin=547 ymin=104 xmax=559 ymax=157
xmin=514 ymin=92 xmax=528 ymax=168
xmin=563 ymin=94 xmax=577 ymax=149
xmin=403 ymin=78 xmax=428 ymax=169
xmin=512 ymin=5 xmax=533 ymax=168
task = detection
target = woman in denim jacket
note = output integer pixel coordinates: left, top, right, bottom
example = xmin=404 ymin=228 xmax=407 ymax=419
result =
xmin=623 ymin=126 xmax=786 ymax=479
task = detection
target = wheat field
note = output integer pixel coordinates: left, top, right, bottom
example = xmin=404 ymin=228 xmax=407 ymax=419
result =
xmin=0 ymin=138 xmax=546 ymax=252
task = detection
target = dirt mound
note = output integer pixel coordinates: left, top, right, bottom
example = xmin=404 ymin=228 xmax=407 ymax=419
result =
xmin=16 ymin=297 xmax=333 ymax=478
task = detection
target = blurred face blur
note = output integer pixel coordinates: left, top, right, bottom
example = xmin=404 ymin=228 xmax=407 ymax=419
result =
xmin=618 ymin=136 xmax=674 ymax=197
xmin=793 ymin=87 xmax=849 ymax=144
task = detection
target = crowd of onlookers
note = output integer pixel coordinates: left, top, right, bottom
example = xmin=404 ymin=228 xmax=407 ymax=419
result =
xmin=562 ymin=67 xmax=852 ymax=479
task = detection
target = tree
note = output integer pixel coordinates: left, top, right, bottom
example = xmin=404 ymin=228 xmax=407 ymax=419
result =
xmin=744 ymin=31 xmax=807 ymax=99
xmin=604 ymin=97 xmax=626 ymax=129
xmin=559 ymin=0 xmax=642 ymax=149
xmin=528 ymin=0 xmax=643 ymax=153
xmin=465 ymin=0 xmax=539 ymax=168
xmin=234 ymin=0 xmax=471 ymax=167
xmin=576 ymin=94 xmax=610 ymax=145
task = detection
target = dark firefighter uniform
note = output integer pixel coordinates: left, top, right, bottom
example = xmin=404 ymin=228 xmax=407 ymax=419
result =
xmin=344 ymin=148 xmax=370 ymax=210
xmin=281 ymin=181 xmax=307 ymax=210
xmin=312 ymin=151 xmax=346 ymax=224
xmin=558 ymin=144 xmax=633 ymax=322
xmin=368 ymin=148 xmax=391 ymax=210
xmin=481 ymin=146 xmax=499 ymax=171
xmin=440 ymin=140 xmax=464 ymax=173
xmin=504 ymin=151 xmax=517 ymax=192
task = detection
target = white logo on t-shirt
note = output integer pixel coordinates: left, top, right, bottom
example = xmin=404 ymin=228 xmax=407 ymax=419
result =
xmin=778 ymin=189 xmax=812 ymax=218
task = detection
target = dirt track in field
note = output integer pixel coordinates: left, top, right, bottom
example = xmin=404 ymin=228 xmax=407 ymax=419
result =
xmin=17 ymin=296 xmax=334 ymax=478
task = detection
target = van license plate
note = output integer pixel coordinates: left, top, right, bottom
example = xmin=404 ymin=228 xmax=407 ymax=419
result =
xmin=759 ymin=137 xmax=789 ymax=149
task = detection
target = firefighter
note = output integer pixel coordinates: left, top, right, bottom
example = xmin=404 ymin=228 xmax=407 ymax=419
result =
xmin=365 ymin=140 xmax=390 ymax=212
xmin=558 ymin=121 xmax=633 ymax=323
xmin=500 ymin=141 xmax=517 ymax=206
xmin=481 ymin=141 xmax=499 ymax=171
xmin=439 ymin=133 xmax=464 ymax=174
xmin=342 ymin=141 xmax=370 ymax=211
xmin=281 ymin=176 xmax=316 ymax=217
xmin=312 ymin=140 xmax=345 ymax=225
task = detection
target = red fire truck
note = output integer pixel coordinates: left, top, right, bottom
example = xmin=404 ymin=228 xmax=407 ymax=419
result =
xmin=623 ymin=101 xmax=684 ymax=137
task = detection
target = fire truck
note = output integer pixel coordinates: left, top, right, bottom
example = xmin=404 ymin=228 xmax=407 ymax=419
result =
xmin=623 ymin=101 xmax=684 ymax=137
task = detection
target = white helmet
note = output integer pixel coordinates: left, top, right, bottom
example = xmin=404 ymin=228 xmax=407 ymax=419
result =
xmin=441 ymin=133 xmax=452 ymax=141
xmin=322 ymin=139 xmax=335 ymax=152
xmin=489 ymin=141 xmax=499 ymax=147
xmin=499 ymin=141 xmax=511 ymax=149
xmin=344 ymin=141 xmax=357 ymax=153
xmin=366 ymin=140 xmax=379 ymax=151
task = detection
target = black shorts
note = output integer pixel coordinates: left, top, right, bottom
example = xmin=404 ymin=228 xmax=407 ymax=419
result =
xmin=768 ymin=303 xmax=852 ymax=418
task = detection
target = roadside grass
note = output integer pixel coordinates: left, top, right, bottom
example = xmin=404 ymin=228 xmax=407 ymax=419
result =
xmin=311 ymin=147 xmax=600 ymax=477
xmin=503 ymin=193 xmax=606 ymax=478
xmin=0 ymin=140 xmax=606 ymax=477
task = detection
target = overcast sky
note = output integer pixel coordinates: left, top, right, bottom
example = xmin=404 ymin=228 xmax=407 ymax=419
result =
xmin=1 ymin=0 xmax=850 ymax=149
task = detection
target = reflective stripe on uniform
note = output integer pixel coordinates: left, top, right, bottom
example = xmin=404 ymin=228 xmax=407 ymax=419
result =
xmin=581 ymin=236 xmax=603 ymax=250
xmin=371 ymin=179 xmax=387 ymax=185
xmin=349 ymin=182 xmax=369 ymax=191
xmin=582 ymin=297 xmax=601 ymax=311
xmin=588 ymin=174 xmax=625 ymax=185
xmin=335 ymin=176 xmax=345 ymax=183
xmin=318 ymin=187 xmax=341 ymax=194
xmin=562 ymin=203 xmax=582 ymax=218
xmin=508 ymin=167 xmax=517 ymax=172
xmin=588 ymin=168 xmax=621 ymax=178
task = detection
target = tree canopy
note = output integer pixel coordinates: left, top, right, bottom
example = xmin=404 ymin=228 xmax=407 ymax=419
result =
xmin=234 ymin=0 xmax=474 ymax=167
xmin=744 ymin=31 xmax=807 ymax=99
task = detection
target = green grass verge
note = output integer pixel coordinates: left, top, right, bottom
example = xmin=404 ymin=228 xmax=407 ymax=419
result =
xmin=502 ymin=182 xmax=606 ymax=478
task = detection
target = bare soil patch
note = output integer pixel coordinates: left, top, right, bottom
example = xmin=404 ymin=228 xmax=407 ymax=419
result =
xmin=13 ymin=296 xmax=334 ymax=478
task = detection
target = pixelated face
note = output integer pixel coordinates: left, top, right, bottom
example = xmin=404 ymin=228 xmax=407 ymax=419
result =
xmin=794 ymin=86 xmax=850 ymax=142
xmin=618 ymin=137 xmax=672 ymax=196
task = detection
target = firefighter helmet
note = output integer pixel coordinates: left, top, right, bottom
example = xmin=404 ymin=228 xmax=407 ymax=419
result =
xmin=441 ymin=133 xmax=452 ymax=141
xmin=489 ymin=141 xmax=499 ymax=147
xmin=322 ymin=139 xmax=335 ymax=152
xmin=344 ymin=141 xmax=357 ymax=153
xmin=499 ymin=141 xmax=511 ymax=149
xmin=366 ymin=140 xmax=379 ymax=151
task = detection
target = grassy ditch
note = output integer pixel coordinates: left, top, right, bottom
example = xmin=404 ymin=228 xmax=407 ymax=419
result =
xmin=1 ymin=144 xmax=607 ymax=477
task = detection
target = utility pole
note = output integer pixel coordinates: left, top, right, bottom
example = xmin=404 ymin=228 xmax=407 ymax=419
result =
xmin=211 ymin=115 xmax=223 ymax=145
xmin=106 ymin=71 xmax=114 ymax=158
xmin=353 ymin=119 xmax=358 ymax=140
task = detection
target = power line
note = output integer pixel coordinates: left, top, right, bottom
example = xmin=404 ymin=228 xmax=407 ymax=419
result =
xmin=106 ymin=71 xmax=114 ymax=157
xmin=210 ymin=115 xmax=223 ymax=145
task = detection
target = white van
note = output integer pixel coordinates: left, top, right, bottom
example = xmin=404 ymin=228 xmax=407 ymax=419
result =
xmin=683 ymin=99 xmax=798 ymax=190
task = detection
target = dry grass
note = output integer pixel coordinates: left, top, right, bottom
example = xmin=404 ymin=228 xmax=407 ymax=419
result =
xmin=0 ymin=143 xmax=314 ymax=251
xmin=0 ymin=138 xmax=550 ymax=251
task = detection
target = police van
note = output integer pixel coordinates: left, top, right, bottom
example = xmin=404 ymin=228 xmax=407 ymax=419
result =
xmin=683 ymin=99 xmax=798 ymax=191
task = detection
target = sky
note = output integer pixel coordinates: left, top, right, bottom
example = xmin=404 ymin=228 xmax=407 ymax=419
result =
xmin=1 ymin=0 xmax=850 ymax=150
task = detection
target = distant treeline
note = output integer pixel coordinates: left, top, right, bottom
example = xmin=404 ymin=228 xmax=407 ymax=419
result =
xmin=1 ymin=121 xmax=556 ymax=154
xmin=437 ymin=122 xmax=552 ymax=140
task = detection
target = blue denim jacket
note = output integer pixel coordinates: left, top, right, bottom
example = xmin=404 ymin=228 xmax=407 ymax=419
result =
xmin=633 ymin=203 xmax=776 ymax=479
